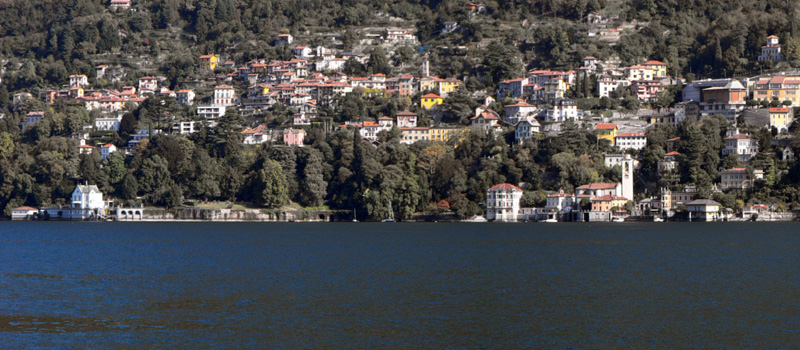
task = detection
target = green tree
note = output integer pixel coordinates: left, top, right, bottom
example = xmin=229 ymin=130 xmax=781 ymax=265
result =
xmin=252 ymin=159 xmax=289 ymax=208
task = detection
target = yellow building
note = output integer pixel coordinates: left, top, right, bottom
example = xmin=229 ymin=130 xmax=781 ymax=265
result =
xmin=200 ymin=54 xmax=219 ymax=70
xmin=642 ymin=60 xmax=668 ymax=78
xmin=421 ymin=93 xmax=443 ymax=109
xmin=419 ymin=76 xmax=437 ymax=92
xmin=754 ymin=75 xmax=800 ymax=106
xmin=591 ymin=195 xmax=629 ymax=212
xmin=437 ymin=77 xmax=462 ymax=97
xmin=429 ymin=127 xmax=467 ymax=142
xmin=769 ymin=107 xmax=793 ymax=131
xmin=595 ymin=123 xmax=618 ymax=146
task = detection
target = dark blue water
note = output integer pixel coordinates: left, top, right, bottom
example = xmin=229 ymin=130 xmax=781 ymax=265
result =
xmin=1 ymin=222 xmax=800 ymax=348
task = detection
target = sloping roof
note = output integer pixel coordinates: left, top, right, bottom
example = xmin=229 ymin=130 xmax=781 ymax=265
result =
xmin=592 ymin=195 xmax=628 ymax=201
xmin=770 ymin=107 xmax=790 ymax=113
xmin=576 ymin=182 xmax=618 ymax=190
xmin=616 ymin=133 xmax=646 ymax=137
xmin=489 ymin=183 xmax=523 ymax=192
xmin=642 ymin=60 xmax=667 ymax=66
xmin=421 ymin=93 xmax=442 ymax=99
xmin=596 ymin=123 xmax=617 ymax=130
xmin=687 ymin=199 xmax=722 ymax=206
xmin=13 ymin=206 xmax=38 ymax=211
xmin=75 ymin=185 xmax=101 ymax=194
xmin=725 ymin=134 xmax=755 ymax=140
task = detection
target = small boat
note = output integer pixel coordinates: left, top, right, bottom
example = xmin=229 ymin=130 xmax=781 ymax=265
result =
xmin=653 ymin=217 xmax=664 ymax=222
xmin=612 ymin=217 xmax=625 ymax=222
xmin=543 ymin=218 xmax=558 ymax=223
xmin=352 ymin=208 xmax=358 ymax=222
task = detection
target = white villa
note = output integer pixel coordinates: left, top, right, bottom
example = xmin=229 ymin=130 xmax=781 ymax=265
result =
xmin=485 ymin=183 xmax=524 ymax=222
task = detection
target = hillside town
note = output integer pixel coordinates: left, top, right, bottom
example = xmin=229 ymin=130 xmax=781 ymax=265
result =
xmin=2 ymin=1 xmax=800 ymax=222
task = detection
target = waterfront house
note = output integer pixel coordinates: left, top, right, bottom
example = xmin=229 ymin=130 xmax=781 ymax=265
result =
xmin=11 ymin=206 xmax=38 ymax=221
xmin=591 ymin=195 xmax=629 ymax=212
xmin=72 ymin=185 xmax=105 ymax=210
xmin=546 ymin=189 xmax=574 ymax=212
xmin=485 ymin=183 xmax=523 ymax=222
xmin=686 ymin=199 xmax=722 ymax=221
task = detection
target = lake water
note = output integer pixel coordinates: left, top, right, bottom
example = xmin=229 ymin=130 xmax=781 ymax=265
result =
xmin=1 ymin=221 xmax=800 ymax=348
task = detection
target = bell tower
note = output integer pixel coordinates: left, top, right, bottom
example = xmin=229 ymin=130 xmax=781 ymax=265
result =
xmin=621 ymin=154 xmax=634 ymax=201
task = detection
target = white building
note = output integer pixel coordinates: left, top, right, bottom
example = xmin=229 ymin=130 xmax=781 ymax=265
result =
xmin=722 ymin=134 xmax=759 ymax=161
xmin=686 ymin=199 xmax=722 ymax=221
xmin=99 ymin=144 xmax=117 ymax=160
xmin=173 ymin=121 xmax=198 ymax=135
xmin=214 ymin=85 xmax=236 ymax=106
xmin=615 ymin=133 xmax=647 ymax=151
xmin=197 ymin=105 xmax=227 ymax=120
xmin=758 ymin=35 xmax=782 ymax=62
xmin=294 ymin=46 xmax=313 ymax=58
xmin=396 ymin=111 xmax=418 ymax=128
xmin=546 ymin=189 xmax=574 ymax=212
xmin=545 ymin=99 xmax=578 ymax=121
xmin=72 ymin=185 xmax=105 ymax=209
xmin=597 ymin=77 xmax=624 ymax=98
xmin=485 ymin=183 xmax=523 ymax=222
xmin=95 ymin=116 xmax=122 ymax=131
xmin=138 ymin=76 xmax=158 ymax=91
xmin=504 ymin=100 xmax=538 ymax=124
xmin=177 ymin=90 xmax=195 ymax=106
xmin=11 ymin=206 xmax=38 ymax=220
xmin=605 ymin=153 xmax=640 ymax=169
xmin=69 ymin=74 xmax=88 ymax=88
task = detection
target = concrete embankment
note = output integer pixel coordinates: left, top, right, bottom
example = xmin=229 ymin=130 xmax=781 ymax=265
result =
xmin=114 ymin=207 xmax=349 ymax=222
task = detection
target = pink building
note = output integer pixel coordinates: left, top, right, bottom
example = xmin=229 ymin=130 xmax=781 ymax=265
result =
xmin=283 ymin=128 xmax=306 ymax=146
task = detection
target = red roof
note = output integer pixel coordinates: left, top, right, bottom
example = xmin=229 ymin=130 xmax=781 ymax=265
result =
xmin=13 ymin=206 xmax=38 ymax=211
xmin=576 ymin=182 xmax=618 ymax=190
xmin=489 ymin=183 xmax=523 ymax=192
xmin=596 ymin=123 xmax=617 ymax=130
xmin=421 ymin=93 xmax=442 ymax=99
xmin=665 ymin=151 xmax=681 ymax=156
xmin=592 ymin=195 xmax=628 ymax=201
xmin=397 ymin=111 xmax=417 ymax=117
xmin=666 ymin=137 xmax=680 ymax=142
xmin=770 ymin=108 xmax=790 ymax=113
xmin=642 ymin=60 xmax=667 ymax=66
xmin=215 ymin=85 xmax=233 ymax=89
xmin=200 ymin=54 xmax=215 ymax=59
xmin=378 ymin=116 xmax=392 ymax=120
xmin=726 ymin=167 xmax=747 ymax=172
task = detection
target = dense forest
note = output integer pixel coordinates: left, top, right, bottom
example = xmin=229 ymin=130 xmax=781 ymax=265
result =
xmin=2 ymin=0 xmax=800 ymax=218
